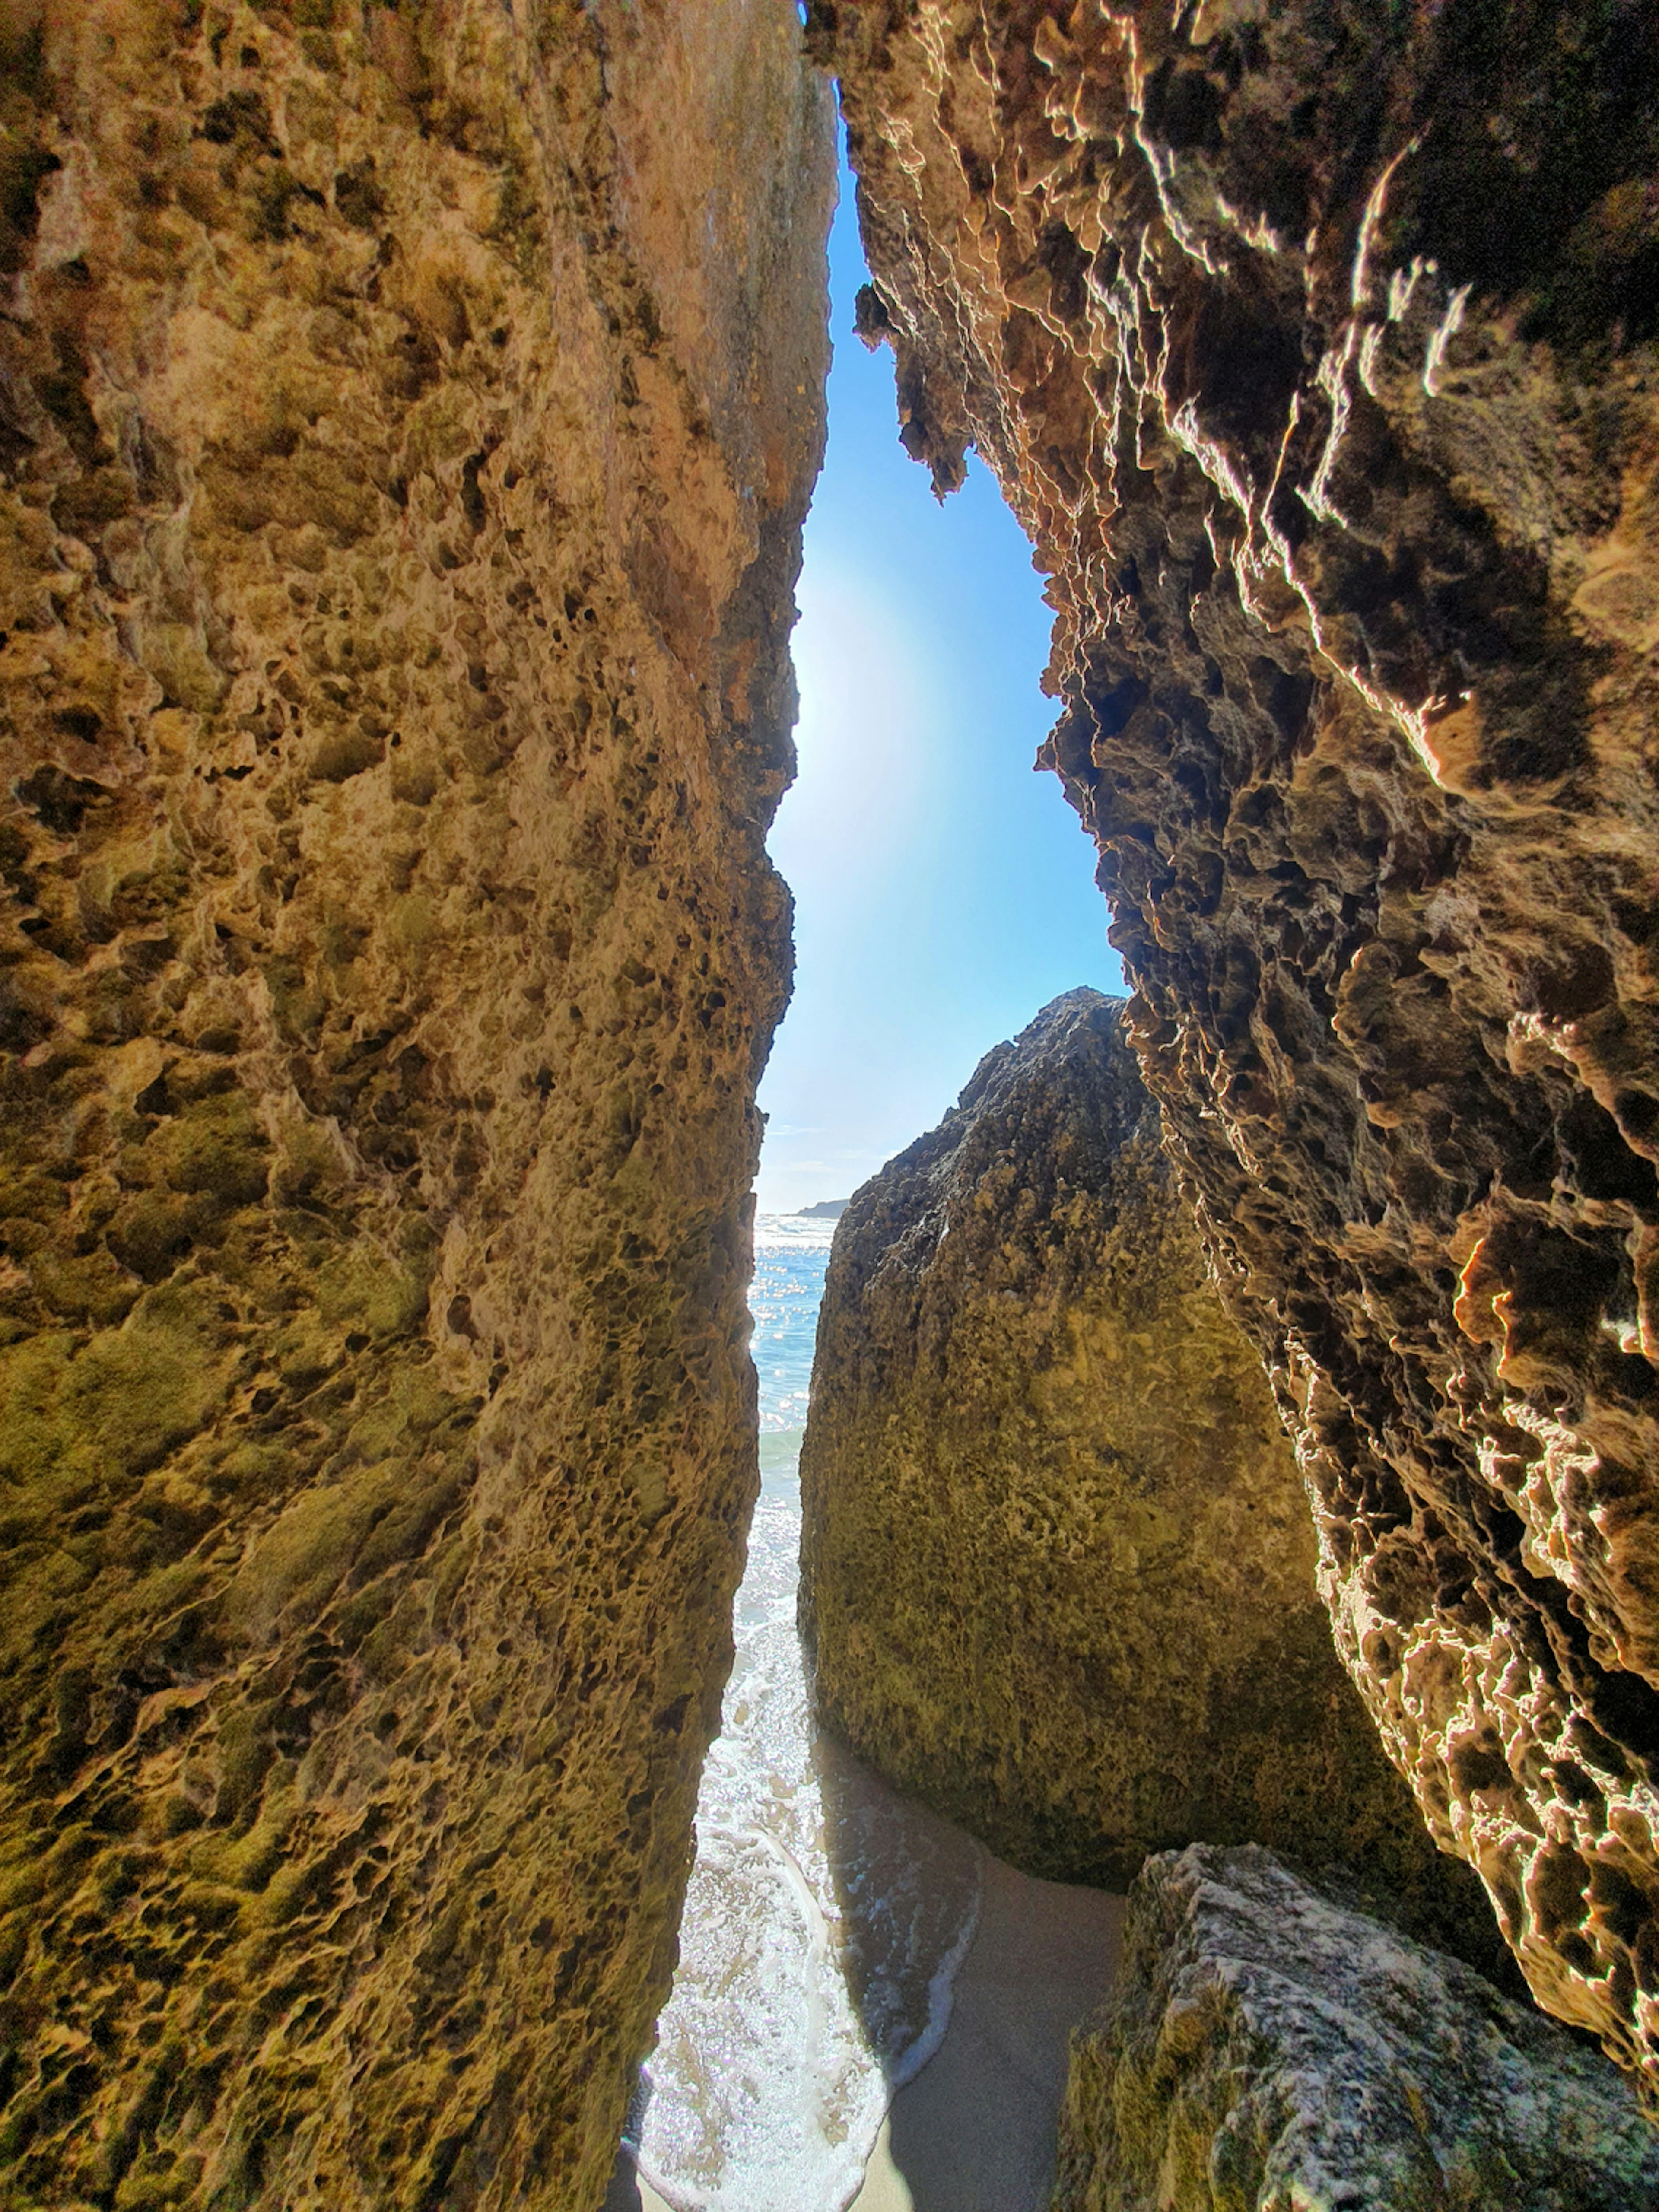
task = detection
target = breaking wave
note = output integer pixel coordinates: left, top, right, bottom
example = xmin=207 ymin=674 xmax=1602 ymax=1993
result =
xmin=632 ymin=1218 xmax=981 ymax=2212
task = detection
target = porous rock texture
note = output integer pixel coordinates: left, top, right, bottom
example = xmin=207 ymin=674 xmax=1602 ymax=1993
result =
xmin=1053 ymin=1843 xmax=1659 ymax=2212
xmin=0 ymin=5 xmax=831 ymax=2206
xmin=799 ymin=988 xmax=1504 ymax=1974
xmin=820 ymin=0 xmax=1659 ymax=2086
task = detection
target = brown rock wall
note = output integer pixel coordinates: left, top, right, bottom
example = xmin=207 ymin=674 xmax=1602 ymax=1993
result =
xmin=0 ymin=5 xmax=831 ymax=2206
xmin=800 ymin=991 xmax=1508 ymax=1980
xmin=820 ymin=0 xmax=1659 ymax=2089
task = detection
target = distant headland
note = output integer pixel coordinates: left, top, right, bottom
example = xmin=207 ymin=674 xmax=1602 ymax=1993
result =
xmin=795 ymin=1200 xmax=849 ymax=1220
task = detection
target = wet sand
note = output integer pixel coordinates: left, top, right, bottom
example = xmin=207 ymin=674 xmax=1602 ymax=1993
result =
xmin=849 ymin=1853 xmax=1122 ymax=2212
xmin=604 ymin=1847 xmax=1123 ymax=2212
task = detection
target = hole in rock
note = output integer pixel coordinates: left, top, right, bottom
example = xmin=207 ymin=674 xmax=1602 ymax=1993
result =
xmin=609 ymin=134 xmax=1121 ymax=2212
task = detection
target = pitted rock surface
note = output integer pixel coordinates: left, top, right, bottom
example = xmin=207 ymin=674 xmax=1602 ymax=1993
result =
xmin=1054 ymin=1843 xmax=1659 ymax=2212
xmin=821 ymin=0 xmax=1659 ymax=2087
xmin=0 ymin=4 xmax=831 ymax=2206
xmin=800 ymin=989 xmax=1505 ymax=1976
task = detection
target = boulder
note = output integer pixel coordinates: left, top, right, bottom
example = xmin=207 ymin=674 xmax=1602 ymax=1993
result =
xmin=800 ymin=991 xmax=1501 ymax=1974
xmin=1055 ymin=1843 xmax=1659 ymax=2212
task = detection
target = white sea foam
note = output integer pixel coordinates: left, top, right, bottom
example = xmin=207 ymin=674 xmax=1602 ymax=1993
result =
xmin=634 ymin=1221 xmax=980 ymax=2212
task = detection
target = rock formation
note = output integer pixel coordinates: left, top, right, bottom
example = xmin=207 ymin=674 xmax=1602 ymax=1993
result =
xmin=1054 ymin=1842 xmax=1659 ymax=2212
xmin=0 ymin=5 xmax=830 ymax=2206
xmin=800 ymin=988 xmax=1505 ymax=1974
xmin=821 ymin=0 xmax=1659 ymax=2088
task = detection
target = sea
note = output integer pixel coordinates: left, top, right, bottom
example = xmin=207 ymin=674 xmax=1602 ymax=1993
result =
xmin=629 ymin=1214 xmax=983 ymax=2212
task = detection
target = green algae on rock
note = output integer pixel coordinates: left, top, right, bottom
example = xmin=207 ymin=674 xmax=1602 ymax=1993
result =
xmin=1055 ymin=1843 xmax=1659 ymax=2212
xmin=799 ymin=991 xmax=1503 ymax=1974
xmin=0 ymin=3 xmax=832 ymax=2206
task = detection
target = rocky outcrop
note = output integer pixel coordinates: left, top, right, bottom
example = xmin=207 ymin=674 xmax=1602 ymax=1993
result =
xmin=1054 ymin=1843 xmax=1659 ymax=2212
xmin=0 ymin=5 xmax=831 ymax=2206
xmin=800 ymin=990 xmax=1503 ymax=1973
xmin=821 ymin=0 xmax=1659 ymax=2086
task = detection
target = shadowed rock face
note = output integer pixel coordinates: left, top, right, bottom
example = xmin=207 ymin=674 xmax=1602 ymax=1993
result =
xmin=801 ymin=990 xmax=1510 ymax=1979
xmin=1055 ymin=1844 xmax=1659 ymax=2212
xmin=820 ymin=0 xmax=1659 ymax=2087
xmin=0 ymin=4 xmax=830 ymax=2206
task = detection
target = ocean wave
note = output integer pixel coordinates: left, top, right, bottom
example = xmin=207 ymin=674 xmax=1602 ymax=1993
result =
xmin=636 ymin=1263 xmax=980 ymax=2212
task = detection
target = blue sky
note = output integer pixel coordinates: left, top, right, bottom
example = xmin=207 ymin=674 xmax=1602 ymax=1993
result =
xmin=754 ymin=148 xmax=1122 ymax=1214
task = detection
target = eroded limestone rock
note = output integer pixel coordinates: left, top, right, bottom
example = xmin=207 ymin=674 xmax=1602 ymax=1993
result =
xmin=821 ymin=0 xmax=1659 ymax=2085
xmin=1054 ymin=1843 xmax=1659 ymax=2212
xmin=0 ymin=4 xmax=831 ymax=2205
xmin=800 ymin=990 xmax=1503 ymax=1973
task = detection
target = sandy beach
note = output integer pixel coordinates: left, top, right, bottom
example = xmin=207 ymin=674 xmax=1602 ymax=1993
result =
xmin=605 ymin=1846 xmax=1123 ymax=2212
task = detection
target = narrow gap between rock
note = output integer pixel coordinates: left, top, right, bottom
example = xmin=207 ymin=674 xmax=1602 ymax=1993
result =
xmin=605 ymin=127 xmax=1123 ymax=2212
